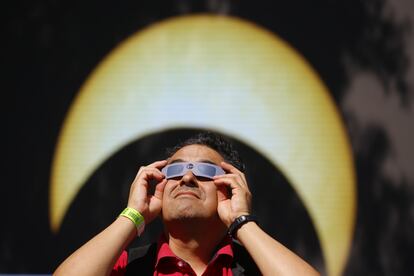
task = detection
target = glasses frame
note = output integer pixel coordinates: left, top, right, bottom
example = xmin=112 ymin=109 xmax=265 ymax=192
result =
xmin=161 ymin=162 xmax=225 ymax=180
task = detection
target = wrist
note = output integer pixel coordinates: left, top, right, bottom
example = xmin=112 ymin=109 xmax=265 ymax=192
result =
xmin=119 ymin=207 xmax=145 ymax=236
xmin=228 ymin=214 xmax=258 ymax=239
xmin=117 ymin=215 xmax=140 ymax=238
xmin=227 ymin=212 xmax=250 ymax=227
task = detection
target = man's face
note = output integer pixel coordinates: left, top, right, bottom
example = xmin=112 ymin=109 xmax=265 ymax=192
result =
xmin=161 ymin=144 xmax=225 ymax=222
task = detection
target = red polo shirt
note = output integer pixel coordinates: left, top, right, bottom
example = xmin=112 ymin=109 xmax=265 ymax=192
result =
xmin=112 ymin=236 xmax=234 ymax=276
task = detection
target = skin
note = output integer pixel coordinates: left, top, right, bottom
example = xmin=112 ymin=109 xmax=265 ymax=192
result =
xmin=158 ymin=145 xmax=250 ymax=274
xmin=162 ymin=145 xmax=225 ymax=222
xmin=54 ymin=144 xmax=320 ymax=276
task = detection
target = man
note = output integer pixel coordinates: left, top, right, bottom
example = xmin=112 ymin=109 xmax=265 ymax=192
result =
xmin=55 ymin=132 xmax=320 ymax=275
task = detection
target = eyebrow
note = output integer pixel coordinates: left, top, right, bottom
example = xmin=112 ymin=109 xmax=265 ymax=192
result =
xmin=169 ymin=159 xmax=185 ymax=164
xmin=169 ymin=159 xmax=217 ymax=165
xmin=198 ymin=159 xmax=217 ymax=165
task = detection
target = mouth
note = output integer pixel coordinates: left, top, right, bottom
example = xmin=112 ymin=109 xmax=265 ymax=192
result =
xmin=174 ymin=191 xmax=200 ymax=199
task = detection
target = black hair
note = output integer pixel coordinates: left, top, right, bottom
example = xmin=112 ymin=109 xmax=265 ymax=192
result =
xmin=166 ymin=131 xmax=245 ymax=172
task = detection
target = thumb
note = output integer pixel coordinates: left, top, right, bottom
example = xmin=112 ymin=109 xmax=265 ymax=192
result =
xmin=153 ymin=179 xmax=167 ymax=200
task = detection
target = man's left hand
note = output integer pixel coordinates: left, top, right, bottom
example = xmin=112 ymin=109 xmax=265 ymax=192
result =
xmin=214 ymin=161 xmax=252 ymax=227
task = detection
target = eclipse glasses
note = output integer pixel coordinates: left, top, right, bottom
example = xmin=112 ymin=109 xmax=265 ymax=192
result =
xmin=162 ymin=162 xmax=225 ymax=180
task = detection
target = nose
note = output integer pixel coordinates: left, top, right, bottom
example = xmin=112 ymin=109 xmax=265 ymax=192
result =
xmin=179 ymin=170 xmax=198 ymax=186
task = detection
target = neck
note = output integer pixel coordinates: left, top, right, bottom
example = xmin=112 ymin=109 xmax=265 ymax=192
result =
xmin=164 ymin=218 xmax=227 ymax=274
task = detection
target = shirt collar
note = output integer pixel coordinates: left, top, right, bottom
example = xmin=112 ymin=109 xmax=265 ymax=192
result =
xmin=155 ymin=234 xmax=234 ymax=268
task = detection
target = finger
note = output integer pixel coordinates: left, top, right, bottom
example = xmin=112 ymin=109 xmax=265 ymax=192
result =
xmin=213 ymin=176 xmax=243 ymax=190
xmin=136 ymin=166 xmax=145 ymax=177
xmin=136 ymin=167 xmax=165 ymax=182
xmin=147 ymin=159 xmax=168 ymax=169
xmin=214 ymin=173 xmax=241 ymax=180
xmin=220 ymin=161 xmax=241 ymax=174
xmin=143 ymin=169 xmax=166 ymax=181
xmin=153 ymin=179 xmax=167 ymax=200
xmin=214 ymin=173 xmax=248 ymax=189
xmin=221 ymin=161 xmax=247 ymax=183
xmin=214 ymin=177 xmax=252 ymax=199
xmin=136 ymin=160 xmax=167 ymax=178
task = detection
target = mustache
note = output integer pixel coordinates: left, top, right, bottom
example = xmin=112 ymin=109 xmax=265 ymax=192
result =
xmin=173 ymin=187 xmax=201 ymax=199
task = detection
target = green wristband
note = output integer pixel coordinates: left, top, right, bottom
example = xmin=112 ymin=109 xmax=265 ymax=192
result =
xmin=119 ymin=207 xmax=145 ymax=236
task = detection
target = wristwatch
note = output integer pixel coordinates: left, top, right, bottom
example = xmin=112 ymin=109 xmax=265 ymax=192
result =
xmin=228 ymin=215 xmax=258 ymax=239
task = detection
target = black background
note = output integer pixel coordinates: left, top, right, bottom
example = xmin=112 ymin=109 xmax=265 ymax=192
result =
xmin=2 ymin=0 xmax=413 ymax=274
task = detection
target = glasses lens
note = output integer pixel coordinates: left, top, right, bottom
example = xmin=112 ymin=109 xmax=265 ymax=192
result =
xmin=166 ymin=164 xmax=184 ymax=177
xmin=197 ymin=164 xmax=217 ymax=178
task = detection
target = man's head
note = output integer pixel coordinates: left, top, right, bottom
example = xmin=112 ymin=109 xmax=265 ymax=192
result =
xmin=161 ymin=131 xmax=244 ymax=225
xmin=166 ymin=131 xmax=245 ymax=172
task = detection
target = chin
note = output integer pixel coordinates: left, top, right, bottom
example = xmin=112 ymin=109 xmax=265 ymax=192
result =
xmin=164 ymin=205 xmax=210 ymax=222
xmin=171 ymin=207 xmax=202 ymax=220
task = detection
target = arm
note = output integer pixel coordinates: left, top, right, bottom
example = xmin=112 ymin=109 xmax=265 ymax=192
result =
xmin=237 ymin=221 xmax=320 ymax=276
xmin=214 ymin=162 xmax=320 ymax=276
xmin=54 ymin=160 xmax=168 ymax=276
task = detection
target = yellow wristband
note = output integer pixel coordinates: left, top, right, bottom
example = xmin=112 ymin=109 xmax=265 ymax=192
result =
xmin=119 ymin=207 xmax=145 ymax=236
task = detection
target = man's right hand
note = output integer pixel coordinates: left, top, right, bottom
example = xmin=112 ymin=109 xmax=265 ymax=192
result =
xmin=127 ymin=160 xmax=168 ymax=225
xmin=54 ymin=160 xmax=168 ymax=276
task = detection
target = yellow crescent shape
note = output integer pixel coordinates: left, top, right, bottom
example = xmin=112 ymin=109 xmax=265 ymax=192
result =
xmin=50 ymin=15 xmax=355 ymax=276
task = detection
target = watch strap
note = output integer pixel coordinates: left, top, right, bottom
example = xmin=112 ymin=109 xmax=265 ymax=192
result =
xmin=228 ymin=215 xmax=258 ymax=239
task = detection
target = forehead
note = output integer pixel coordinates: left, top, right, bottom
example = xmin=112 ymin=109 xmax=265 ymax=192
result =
xmin=169 ymin=144 xmax=224 ymax=164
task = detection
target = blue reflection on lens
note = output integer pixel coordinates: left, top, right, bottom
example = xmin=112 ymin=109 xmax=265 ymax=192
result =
xmin=197 ymin=164 xmax=216 ymax=177
xmin=167 ymin=164 xmax=184 ymax=176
